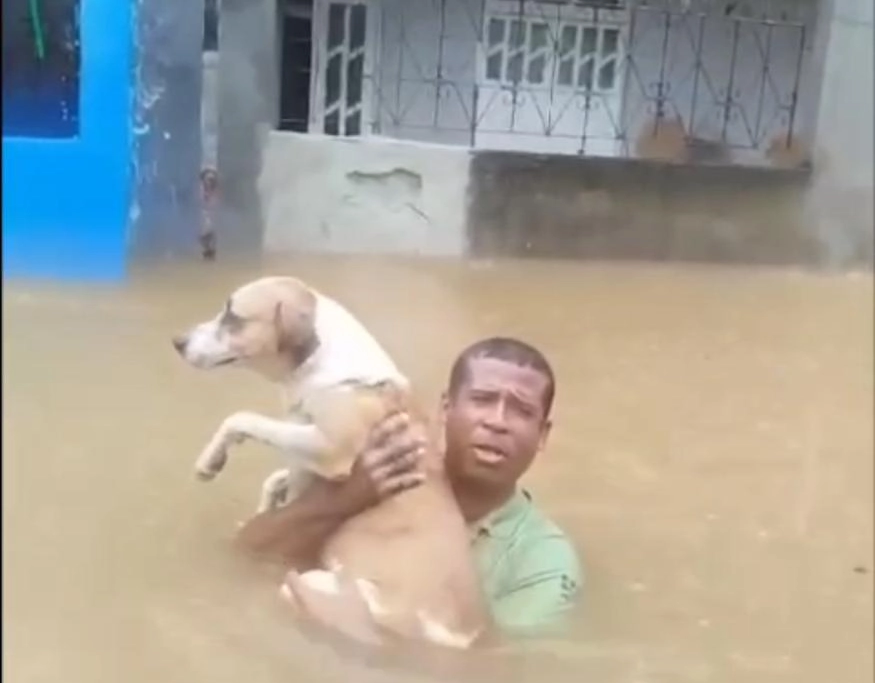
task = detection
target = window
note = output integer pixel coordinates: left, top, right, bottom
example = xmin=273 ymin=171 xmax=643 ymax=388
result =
xmin=484 ymin=13 xmax=622 ymax=93
xmin=2 ymin=0 xmax=81 ymax=138
xmin=320 ymin=2 xmax=369 ymax=136
xmin=203 ymin=0 xmax=219 ymax=52
xmin=277 ymin=0 xmax=373 ymax=137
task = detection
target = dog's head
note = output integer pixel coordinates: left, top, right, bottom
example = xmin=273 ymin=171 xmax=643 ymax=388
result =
xmin=172 ymin=276 xmax=319 ymax=379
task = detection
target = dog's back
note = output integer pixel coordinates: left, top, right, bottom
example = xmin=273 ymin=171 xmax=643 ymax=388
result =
xmin=297 ymin=371 xmax=488 ymax=645
xmin=294 ymin=302 xmax=488 ymax=646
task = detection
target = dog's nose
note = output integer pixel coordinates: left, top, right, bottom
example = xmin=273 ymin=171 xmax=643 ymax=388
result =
xmin=172 ymin=335 xmax=187 ymax=355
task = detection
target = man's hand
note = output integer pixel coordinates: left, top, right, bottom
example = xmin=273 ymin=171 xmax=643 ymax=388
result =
xmin=340 ymin=411 xmax=428 ymax=514
xmin=235 ymin=410 xmax=427 ymax=564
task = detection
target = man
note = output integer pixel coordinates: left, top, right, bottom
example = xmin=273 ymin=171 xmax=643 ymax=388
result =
xmin=237 ymin=337 xmax=583 ymax=635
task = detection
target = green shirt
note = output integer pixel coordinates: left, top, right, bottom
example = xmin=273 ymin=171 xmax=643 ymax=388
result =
xmin=469 ymin=489 xmax=583 ymax=636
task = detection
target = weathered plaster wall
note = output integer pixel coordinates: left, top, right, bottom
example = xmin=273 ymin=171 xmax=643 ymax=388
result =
xmin=259 ymin=132 xmax=471 ymax=256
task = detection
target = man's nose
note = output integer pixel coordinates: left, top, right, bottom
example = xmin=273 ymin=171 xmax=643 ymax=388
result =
xmin=482 ymin=401 xmax=510 ymax=431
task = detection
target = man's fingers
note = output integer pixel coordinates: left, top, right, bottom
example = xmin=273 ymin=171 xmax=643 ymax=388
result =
xmin=362 ymin=430 xmax=424 ymax=469
xmin=368 ymin=411 xmax=408 ymax=446
xmin=377 ymin=471 xmax=426 ymax=498
xmin=370 ymin=444 xmax=423 ymax=482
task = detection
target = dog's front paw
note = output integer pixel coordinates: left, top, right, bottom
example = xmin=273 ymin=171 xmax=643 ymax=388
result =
xmin=194 ymin=442 xmax=229 ymax=481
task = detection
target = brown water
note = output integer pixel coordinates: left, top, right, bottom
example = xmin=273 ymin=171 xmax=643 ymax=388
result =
xmin=3 ymin=255 xmax=873 ymax=683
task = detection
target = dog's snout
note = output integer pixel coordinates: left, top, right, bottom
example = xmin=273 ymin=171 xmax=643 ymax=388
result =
xmin=172 ymin=334 xmax=188 ymax=355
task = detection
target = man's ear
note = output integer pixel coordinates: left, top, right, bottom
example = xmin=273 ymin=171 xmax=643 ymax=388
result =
xmin=434 ymin=391 xmax=451 ymax=456
xmin=537 ymin=418 xmax=553 ymax=453
xmin=437 ymin=391 xmax=450 ymax=425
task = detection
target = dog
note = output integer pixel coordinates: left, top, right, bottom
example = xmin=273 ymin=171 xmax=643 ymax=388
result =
xmin=172 ymin=276 xmax=488 ymax=648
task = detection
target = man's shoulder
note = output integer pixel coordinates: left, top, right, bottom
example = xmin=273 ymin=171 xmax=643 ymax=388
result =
xmin=483 ymin=491 xmax=583 ymax=633
xmin=512 ymin=491 xmax=583 ymax=581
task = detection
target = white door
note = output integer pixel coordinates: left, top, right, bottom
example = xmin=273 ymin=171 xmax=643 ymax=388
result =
xmin=310 ymin=0 xmax=380 ymax=136
xmin=475 ymin=1 xmax=626 ymax=157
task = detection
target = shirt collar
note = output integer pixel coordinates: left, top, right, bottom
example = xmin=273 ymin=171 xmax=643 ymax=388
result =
xmin=470 ymin=488 xmax=532 ymax=541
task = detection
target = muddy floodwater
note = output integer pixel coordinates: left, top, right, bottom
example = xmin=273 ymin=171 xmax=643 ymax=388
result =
xmin=3 ymin=255 xmax=872 ymax=683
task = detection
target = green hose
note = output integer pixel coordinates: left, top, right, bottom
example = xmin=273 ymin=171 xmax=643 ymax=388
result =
xmin=29 ymin=0 xmax=46 ymax=60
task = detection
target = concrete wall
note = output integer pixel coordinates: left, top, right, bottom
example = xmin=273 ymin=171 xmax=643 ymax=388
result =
xmin=467 ymin=153 xmax=827 ymax=265
xmin=214 ymin=0 xmax=279 ymax=254
xmin=130 ymin=0 xmax=206 ymax=262
xmin=801 ymin=0 xmax=874 ymax=265
xmin=259 ymin=132 xmax=470 ymax=255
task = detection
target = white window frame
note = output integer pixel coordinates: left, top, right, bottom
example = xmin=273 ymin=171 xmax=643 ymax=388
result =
xmin=309 ymin=0 xmax=381 ymax=137
xmin=478 ymin=0 xmax=628 ymax=95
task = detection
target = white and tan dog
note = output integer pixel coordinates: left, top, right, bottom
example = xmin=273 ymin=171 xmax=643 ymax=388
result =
xmin=172 ymin=276 xmax=488 ymax=649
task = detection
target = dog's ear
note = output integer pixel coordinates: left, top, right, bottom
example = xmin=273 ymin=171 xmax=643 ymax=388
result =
xmin=274 ymin=289 xmax=319 ymax=366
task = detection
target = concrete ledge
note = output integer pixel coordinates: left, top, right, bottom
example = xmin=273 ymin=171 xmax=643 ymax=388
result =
xmin=259 ymin=132 xmax=471 ymax=257
xmin=465 ymin=151 xmax=862 ymax=268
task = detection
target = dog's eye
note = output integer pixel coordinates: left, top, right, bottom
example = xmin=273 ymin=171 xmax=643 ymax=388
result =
xmin=220 ymin=300 xmax=246 ymax=332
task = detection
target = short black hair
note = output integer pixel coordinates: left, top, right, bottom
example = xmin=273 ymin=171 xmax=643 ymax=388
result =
xmin=447 ymin=337 xmax=556 ymax=418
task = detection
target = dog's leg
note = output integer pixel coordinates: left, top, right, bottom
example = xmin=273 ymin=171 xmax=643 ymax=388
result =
xmin=257 ymin=469 xmax=294 ymax=514
xmin=195 ymin=412 xmax=329 ymax=481
xmin=256 ymin=465 xmax=317 ymax=514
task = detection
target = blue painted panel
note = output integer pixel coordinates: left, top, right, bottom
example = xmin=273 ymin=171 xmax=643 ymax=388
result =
xmin=2 ymin=0 xmax=134 ymax=282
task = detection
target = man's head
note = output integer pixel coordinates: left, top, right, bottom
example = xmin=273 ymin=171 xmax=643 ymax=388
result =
xmin=441 ymin=337 xmax=555 ymax=494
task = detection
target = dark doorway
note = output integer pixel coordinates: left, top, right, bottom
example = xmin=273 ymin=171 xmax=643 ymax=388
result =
xmin=278 ymin=0 xmax=314 ymax=132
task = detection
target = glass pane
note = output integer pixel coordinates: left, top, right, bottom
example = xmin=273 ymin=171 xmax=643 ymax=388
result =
xmin=324 ymin=109 xmax=340 ymax=135
xmin=601 ymin=28 xmax=619 ymax=57
xmin=557 ymin=59 xmax=574 ymax=86
xmin=349 ymin=4 xmax=366 ymax=51
xmin=325 ymin=53 xmax=342 ymax=108
xmin=487 ymin=17 xmax=505 ymax=47
xmin=580 ymin=27 xmax=597 ymax=56
xmin=577 ymin=59 xmax=593 ymax=90
xmin=2 ymin=0 xmax=81 ymax=138
xmin=508 ymin=20 xmax=524 ymax=48
xmin=559 ymin=25 xmax=577 ymax=56
xmin=345 ymin=111 xmax=361 ymax=136
xmin=506 ymin=52 xmax=523 ymax=83
xmin=529 ymin=22 xmax=549 ymax=51
xmin=486 ymin=52 xmax=503 ymax=80
xmin=527 ymin=54 xmax=546 ymax=84
xmin=346 ymin=53 xmax=363 ymax=109
xmin=598 ymin=59 xmax=615 ymax=90
xmin=327 ymin=3 xmax=346 ymax=49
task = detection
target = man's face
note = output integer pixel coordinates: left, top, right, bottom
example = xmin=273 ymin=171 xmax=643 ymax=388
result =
xmin=441 ymin=356 xmax=552 ymax=491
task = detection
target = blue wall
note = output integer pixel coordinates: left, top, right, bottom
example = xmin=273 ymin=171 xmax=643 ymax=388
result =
xmin=2 ymin=0 xmax=134 ymax=282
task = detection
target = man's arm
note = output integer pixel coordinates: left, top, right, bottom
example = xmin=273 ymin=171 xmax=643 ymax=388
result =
xmin=234 ymin=477 xmax=361 ymax=567
xmin=491 ymin=536 xmax=584 ymax=636
xmin=235 ymin=411 xmax=425 ymax=567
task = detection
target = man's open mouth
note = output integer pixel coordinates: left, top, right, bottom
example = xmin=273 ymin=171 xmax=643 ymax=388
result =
xmin=472 ymin=444 xmax=507 ymax=465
